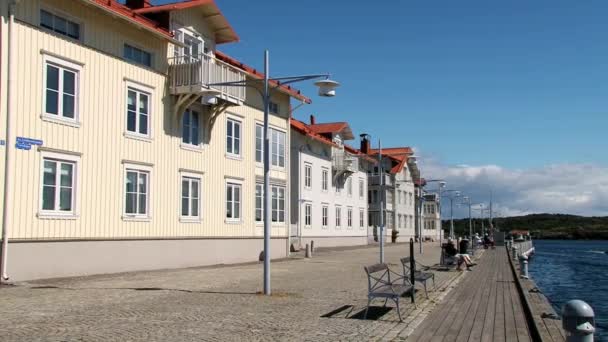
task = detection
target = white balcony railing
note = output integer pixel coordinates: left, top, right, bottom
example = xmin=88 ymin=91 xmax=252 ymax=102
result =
xmin=168 ymin=53 xmax=246 ymax=103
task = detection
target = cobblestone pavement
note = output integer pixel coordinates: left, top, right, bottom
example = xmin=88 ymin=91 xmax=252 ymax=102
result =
xmin=0 ymin=242 xmax=470 ymax=341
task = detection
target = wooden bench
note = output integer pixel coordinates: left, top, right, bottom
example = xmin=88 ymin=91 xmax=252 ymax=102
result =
xmin=400 ymin=257 xmax=435 ymax=299
xmin=363 ymin=263 xmax=415 ymax=322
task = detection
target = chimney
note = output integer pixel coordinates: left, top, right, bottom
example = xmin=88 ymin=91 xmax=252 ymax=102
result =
xmin=125 ymin=0 xmax=153 ymax=9
xmin=309 ymin=114 xmax=316 ymax=125
xmin=360 ymin=134 xmax=370 ymax=154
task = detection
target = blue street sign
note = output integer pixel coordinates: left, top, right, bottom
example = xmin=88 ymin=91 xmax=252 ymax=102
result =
xmin=15 ymin=142 xmax=31 ymax=150
xmin=16 ymin=137 xmax=43 ymax=146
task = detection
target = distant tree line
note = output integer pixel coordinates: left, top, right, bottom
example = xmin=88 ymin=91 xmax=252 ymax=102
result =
xmin=442 ymin=213 xmax=608 ymax=240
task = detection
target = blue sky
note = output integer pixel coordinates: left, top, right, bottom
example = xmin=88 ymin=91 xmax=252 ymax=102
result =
xmin=153 ymin=0 xmax=608 ymax=216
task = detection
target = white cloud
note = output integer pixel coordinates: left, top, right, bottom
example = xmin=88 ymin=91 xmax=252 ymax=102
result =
xmin=419 ymin=157 xmax=608 ymax=218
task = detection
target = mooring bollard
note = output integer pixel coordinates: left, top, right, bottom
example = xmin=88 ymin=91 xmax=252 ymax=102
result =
xmin=512 ymin=246 xmax=519 ymax=260
xmin=305 ymin=243 xmax=311 ymax=258
xmin=519 ymin=254 xmax=529 ymax=279
xmin=562 ymin=300 xmax=595 ymax=342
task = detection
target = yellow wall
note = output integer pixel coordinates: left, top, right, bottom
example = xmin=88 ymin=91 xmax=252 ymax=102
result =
xmin=1 ymin=0 xmax=291 ymax=240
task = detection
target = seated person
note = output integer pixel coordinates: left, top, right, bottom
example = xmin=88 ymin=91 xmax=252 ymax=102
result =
xmin=445 ymin=239 xmax=476 ymax=271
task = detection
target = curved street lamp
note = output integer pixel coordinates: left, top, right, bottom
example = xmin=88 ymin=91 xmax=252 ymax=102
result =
xmin=210 ymin=50 xmax=340 ymax=295
xmin=442 ymin=190 xmax=461 ymax=239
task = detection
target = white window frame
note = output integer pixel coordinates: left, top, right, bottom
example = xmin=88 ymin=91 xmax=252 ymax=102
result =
xmin=255 ymin=123 xmax=286 ymax=168
xmin=226 ymin=117 xmax=242 ymax=158
xmin=225 ymin=180 xmax=242 ymax=223
xmin=180 ymin=172 xmax=202 ymax=222
xmin=322 ymin=205 xmax=328 ymax=228
xmin=181 ymin=109 xmax=203 ymax=150
xmin=122 ymin=162 xmax=152 ymax=221
xmin=39 ymin=7 xmax=82 ymax=41
xmin=304 ymin=203 xmax=312 ymax=227
xmin=335 ymin=206 xmax=342 ymax=228
xmin=359 ymin=208 xmax=365 ymax=228
xmin=347 ymin=177 xmax=352 ymax=197
xmin=304 ymin=163 xmax=312 ymax=189
xmin=359 ymin=178 xmax=364 ymax=199
xmin=255 ymin=183 xmax=263 ymax=223
xmin=321 ymin=168 xmax=329 ymax=191
xmin=42 ymin=54 xmax=82 ymax=126
xmin=123 ymin=43 xmax=153 ymax=68
xmin=124 ymin=81 xmax=153 ymax=140
xmin=271 ymin=185 xmax=286 ymax=223
xmin=347 ymin=207 xmax=353 ymax=229
xmin=38 ymin=151 xmax=80 ymax=219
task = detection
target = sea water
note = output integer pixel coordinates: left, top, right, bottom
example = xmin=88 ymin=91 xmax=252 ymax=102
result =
xmin=528 ymin=240 xmax=608 ymax=341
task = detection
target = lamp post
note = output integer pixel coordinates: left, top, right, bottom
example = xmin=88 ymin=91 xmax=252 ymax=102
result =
xmin=210 ymin=50 xmax=339 ymax=295
xmin=413 ymin=178 xmax=445 ymax=254
xmin=361 ymin=133 xmax=385 ymax=263
xmin=462 ymin=196 xmax=472 ymax=239
xmin=442 ymin=190 xmax=461 ymax=239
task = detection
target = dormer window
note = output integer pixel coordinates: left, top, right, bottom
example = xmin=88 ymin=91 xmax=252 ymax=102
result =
xmin=173 ymin=27 xmax=204 ymax=62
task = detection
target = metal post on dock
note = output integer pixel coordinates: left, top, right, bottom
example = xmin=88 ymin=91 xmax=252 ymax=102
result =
xmin=519 ymin=254 xmax=528 ymax=279
xmin=512 ymin=246 xmax=518 ymax=260
xmin=562 ymin=300 xmax=595 ymax=342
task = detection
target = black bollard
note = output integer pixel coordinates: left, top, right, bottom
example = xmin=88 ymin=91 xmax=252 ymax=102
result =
xmin=409 ymin=238 xmax=415 ymax=304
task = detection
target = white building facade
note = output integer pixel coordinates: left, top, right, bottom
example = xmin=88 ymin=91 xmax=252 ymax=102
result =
xmin=290 ymin=117 xmax=373 ymax=248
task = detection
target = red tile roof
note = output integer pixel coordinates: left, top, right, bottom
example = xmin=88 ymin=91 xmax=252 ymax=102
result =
xmin=290 ymin=119 xmax=337 ymax=147
xmin=215 ymin=51 xmax=312 ymax=103
xmin=366 ymin=147 xmax=414 ymax=174
xmin=291 ymin=120 xmax=376 ymax=164
xmin=308 ymin=122 xmax=354 ymax=140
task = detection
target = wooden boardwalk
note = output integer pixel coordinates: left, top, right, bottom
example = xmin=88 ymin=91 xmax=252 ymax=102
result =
xmin=407 ymin=248 xmax=532 ymax=342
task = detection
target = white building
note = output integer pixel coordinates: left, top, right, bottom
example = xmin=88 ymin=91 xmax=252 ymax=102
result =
xmin=360 ymin=136 xmax=419 ymax=242
xmin=422 ymin=193 xmax=441 ymax=241
xmin=290 ymin=116 xmax=374 ymax=248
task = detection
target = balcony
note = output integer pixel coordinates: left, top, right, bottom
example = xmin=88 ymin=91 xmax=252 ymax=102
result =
xmin=369 ymin=174 xmax=394 ymax=187
xmin=169 ymin=53 xmax=247 ymax=105
xmin=332 ymin=149 xmax=358 ymax=181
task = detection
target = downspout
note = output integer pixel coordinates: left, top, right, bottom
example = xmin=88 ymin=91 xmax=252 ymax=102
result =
xmin=1 ymin=0 xmax=19 ymax=283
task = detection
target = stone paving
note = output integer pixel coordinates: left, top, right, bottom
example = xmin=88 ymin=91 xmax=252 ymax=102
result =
xmin=0 ymin=242 xmax=468 ymax=341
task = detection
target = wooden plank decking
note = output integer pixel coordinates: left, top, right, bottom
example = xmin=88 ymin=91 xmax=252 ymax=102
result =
xmin=407 ymin=248 xmax=532 ymax=342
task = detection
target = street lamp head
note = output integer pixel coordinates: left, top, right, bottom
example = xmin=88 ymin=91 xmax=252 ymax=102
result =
xmin=314 ymin=79 xmax=340 ymax=97
xmin=439 ymin=181 xmax=447 ymax=188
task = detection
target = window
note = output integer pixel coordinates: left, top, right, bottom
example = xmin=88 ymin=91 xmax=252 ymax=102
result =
xmin=347 ymin=177 xmax=352 ymax=196
xmin=256 ymin=184 xmax=285 ymax=223
xmin=44 ymin=61 xmax=78 ymax=120
xmin=359 ymin=209 xmax=365 ymax=228
xmin=182 ymin=109 xmax=200 ymax=146
xmin=271 ymin=185 xmax=286 ymax=223
xmin=322 ymin=168 xmax=329 ymax=191
xmin=173 ymin=30 xmax=203 ymax=61
xmin=124 ymin=44 xmax=152 ymax=67
xmin=304 ymin=164 xmax=312 ymax=189
xmin=335 ymin=206 xmax=342 ymax=228
xmin=126 ymin=87 xmax=150 ymax=136
xmin=359 ymin=179 xmax=364 ymax=198
xmin=271 ymin=129 xmax=286 ymax=167
xmin=181 ymin=176 xmax=200 ymax=219
xmin=409 ymin=192 xmax=413 ymax=206
xmin=347 ymin=207 xmax=353 ymax=228
xmin=398 ymin=191 xmax=402 ymax=204
xmin=226 ymin=118 xmax=241 ymax=156
xmin=305 ymin=203 xmax=312 ymax=227
xmin=269 ymin=101 xmax=279 ymax=114
xmin=41 ymin=158 xmax=76 ymax=214
xmin=368 ymin=190 xmax=372 ymax=204
xmin=226 ymin=182 xmax=241 ymax=221
xmin=255 ymin=184 xmax=263 ymax=222
xmin=124 ymin=169 xmax=149 ymax=217
xmin=40 ymin=9 xmax=80 ymax=40
xmin=255 ymin=125 xmax=263 ymax=163
xmin=322 ymin=205 xmax=328 ymax=227
xmin=255 ymin=125 xmax=285 ymax=167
